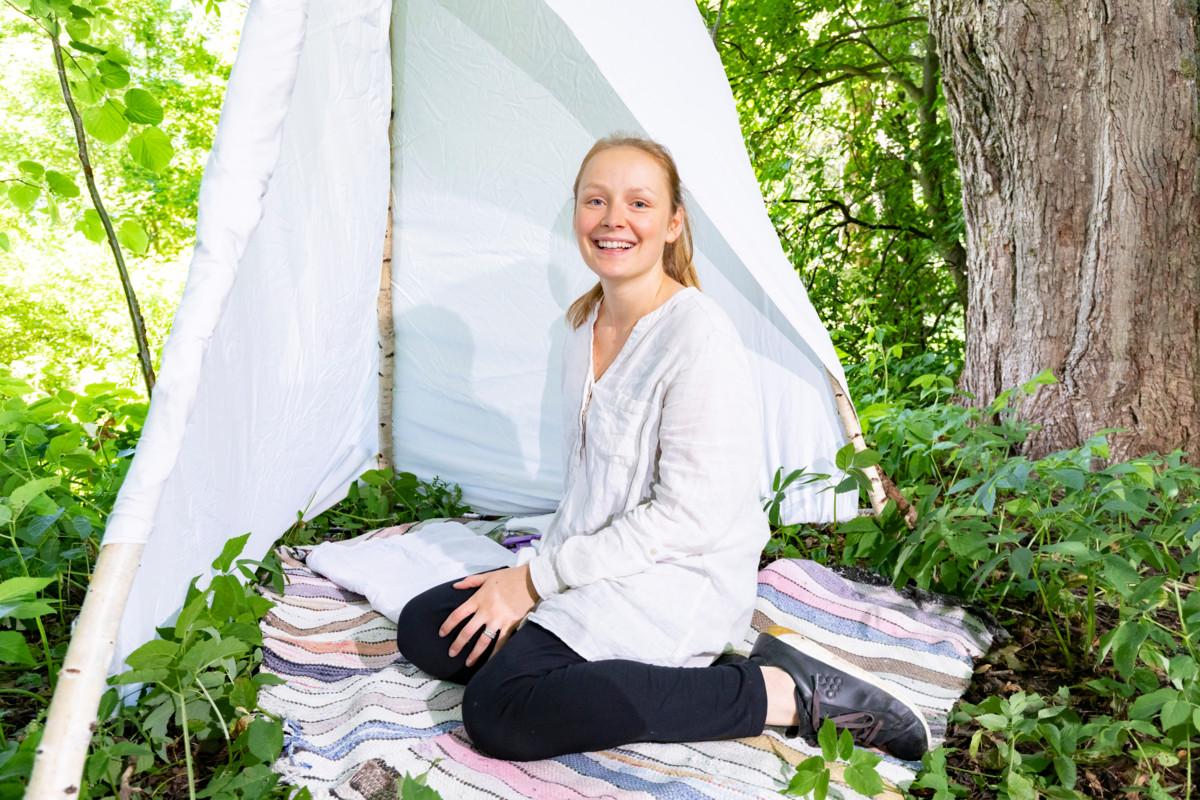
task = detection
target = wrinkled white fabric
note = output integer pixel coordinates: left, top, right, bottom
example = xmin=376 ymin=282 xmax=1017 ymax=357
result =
xmin=306 ymin=521 xmax=541 ymax=621
xmin=103 ymin=0 xmax=856 ymax=678
xmin=525 ymin=287 xmax=771 ymax=668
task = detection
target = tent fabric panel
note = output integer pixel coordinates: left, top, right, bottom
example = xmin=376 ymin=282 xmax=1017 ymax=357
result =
xmin=106 ymin=0 xmax=393 ymax=673
xmin=389 ymin=0 xmax=852 ymax=521
xmin=389 ymin=0 xmax=619 ymax=516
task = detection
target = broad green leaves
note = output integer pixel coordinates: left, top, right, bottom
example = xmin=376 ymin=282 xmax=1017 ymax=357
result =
xmin=117 ymin=218 xmax=148 ymax=254
xmin=106 ymin=527 xmax=286 ymax=798
xmin=75 ymin=207 xmax=105 ymax=241
xmin=45 ymin=170 xmax=80 ymax=197
xmin=699 ymin=0 xmax=964 ymax=359
xmin=127 ymin=126 xmax=173 ymax=173
xmin=124 ymin=88 xmax=163 ymax=125
xmin=9 ymin=183 xmax=40 ymax=212
xmin=785 ymin=719 xmax=886 ymax=798
xmin=82 ymin=100 xmax=129 ymax=144
xmin=97 ymin=59 xmax=130 ymax=89
xmin=0 ymin=631 xmax=35 ymax=665
xmin=5 ymin=6 xmax=178 ymax=262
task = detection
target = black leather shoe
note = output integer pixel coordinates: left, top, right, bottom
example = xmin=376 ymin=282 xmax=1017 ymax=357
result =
xmin=748 ymin=625 xmax=932 ymax=761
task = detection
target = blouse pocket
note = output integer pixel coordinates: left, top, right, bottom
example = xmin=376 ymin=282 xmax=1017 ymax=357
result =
xmin=586 ymin=388 xmax=651 ymax=468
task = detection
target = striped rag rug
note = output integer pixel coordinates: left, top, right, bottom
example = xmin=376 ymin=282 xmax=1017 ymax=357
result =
xmin=258 ymin=518 xmax=993 ymax=799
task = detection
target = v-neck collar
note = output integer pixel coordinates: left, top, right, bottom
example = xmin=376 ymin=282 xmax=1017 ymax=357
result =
xmin=587 ymin=286 xmax=696 ymax=387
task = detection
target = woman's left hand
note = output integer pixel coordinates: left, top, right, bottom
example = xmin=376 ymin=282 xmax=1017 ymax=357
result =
xmin=440 ymin=563 xmax=540 ymax=667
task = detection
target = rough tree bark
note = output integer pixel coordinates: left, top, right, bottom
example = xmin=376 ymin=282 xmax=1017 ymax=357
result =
xmin=929 ymin=0 xmax=1200 ymax=462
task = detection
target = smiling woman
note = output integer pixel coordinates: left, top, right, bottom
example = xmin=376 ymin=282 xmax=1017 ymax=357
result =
xmin=393 ymin=134 xmax=932 ymax=764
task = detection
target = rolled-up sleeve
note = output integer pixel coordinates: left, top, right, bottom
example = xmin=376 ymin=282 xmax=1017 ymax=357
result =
xmin=527 ymin=329 xmax=762 ymax=598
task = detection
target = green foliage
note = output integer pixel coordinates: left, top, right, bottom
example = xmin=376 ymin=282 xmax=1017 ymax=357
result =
xmin=785 ymin=718 xmax=885 ymax=798
xmin=0 ymin=370 xmax=465 ymax=796
xmin=284 ymin=468 xmax=473 ymax=547
xmin=699 ymin=0 xmax=966 ymax=359
xmin=398 ymin=766 xmax=445 ymax=800
xmin=0 ymin=0 xmax=241 ymax=393
xmin=765 ymin=354 xmax=1200 ymax=798
xmin=93 ymin=532 xmax=295 ymax=800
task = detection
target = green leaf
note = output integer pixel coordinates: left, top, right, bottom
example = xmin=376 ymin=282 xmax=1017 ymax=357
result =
xmin=1130 ymin=687 xmax=1178 ymax=720
xmin=0 ymin=600 xmax=54 ymax=619
xmin=1020 ymin=368 xmax=1058 ymax=393
xmin=975 ymin=713 xmax=1009 ymax=731
xmin=399 ymin=772 xmax=443 ymax=800
xmin=1101 ymin=555 xmax=1141 ymax=598
xmin=116 ymin=219 xmax=149 ymax=255
xmin=17 ymin=160 xmax=44 ymax=178
xmin=45 ymin=170 xmax=80 ymax=198
xmin=127 ymin=127 xmax=174 ymax=173
xmin=1008 ymin=546 xmax=1033 ymax=579
xmin=76 ymin=208 xmax=105 ymax=242
xmin=1048 ymin=468 xmax=1086 ymax=490
xmin=9 ymin=477 xmax=59 ymax=517
xmin=173 ymin=590 xmax=209 ymax=641
xmin=836 ymin=727 xmax=854 ymax=761
xmin=109 ymin=667 xmax=169 ymax=685
xmin=786 ymin=767 xmax=819 ymax=796
xmin=817 ymin=717 xmax=838 ymax=761
xmin=123 ymin=88 xmax=164 ymax=125
xmin=844 ymin=761 xmax=885 ymax=796
xmin=213 ymin=532 xmax=253 ymax=572
xmin=97 ymin=59 xmax=130 ymax=88
xmin=229 ymin=676 xmax=257 ymax=712
xmin=244 ymin=717 xmax=283 ymax=764
xmin=0 ymin=631 xmax=35 ymax=666
xmin=813 ymin=768 xmax=829 ymax=800
xmin=69 ymin=76 xmax=103 ymax=104
xmin=833 ymin=442 xmax=856 ymax=472
xmin=1106 ymin=619 xmax=1151 ymax=678
xmin=1053 ymin=754 xmax=1077 ymax=789
xmin=1161 ymin=699 xmax=1193 ymax=730
xmin=1006 ymin=769 xmax=1037 ymax=800
xmin=69 ymin=39 xmax=107 ymax=56
xmin=124 ymin=638 xmax=181 ymax=670
xmin=65 ymin=18 xmax=89 ymax=41
xmin=0 ymin=231 xmax=9 ymax=251
xmin=850 ymin=448 xmax=881 ymax=469
xmin=82 ymin=101 xmax=129 ymax=144
xmin=0 ymin=576 xmax=54 ymax=604
xmin=178 ymin=636 xmax=249 ymax=676
xmin=9 ymin=183 xmax=41 ymax=212
xmin=104 ymin=45 xmax=132 ymax=65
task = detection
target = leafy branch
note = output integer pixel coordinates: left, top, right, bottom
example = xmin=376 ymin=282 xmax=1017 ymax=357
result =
xmin=49 ymin=24 xmax=156 ymax=395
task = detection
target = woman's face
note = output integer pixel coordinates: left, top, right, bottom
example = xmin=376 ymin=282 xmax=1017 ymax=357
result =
xmin=573 ymin=146 xmax=683 ymax=286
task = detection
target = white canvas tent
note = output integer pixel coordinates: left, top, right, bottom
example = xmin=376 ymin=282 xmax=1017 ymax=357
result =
xmin=29 ymin=0 xmax=889 ymax=794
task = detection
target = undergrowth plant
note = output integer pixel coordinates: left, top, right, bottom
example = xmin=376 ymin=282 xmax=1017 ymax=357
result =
xmin=0 ymin=366 xmax=467 ymax=796
xmin=786 ymin=718 xmax=886 ymax=799
xmin=764 ymin=348 xmax=1200 ymax=799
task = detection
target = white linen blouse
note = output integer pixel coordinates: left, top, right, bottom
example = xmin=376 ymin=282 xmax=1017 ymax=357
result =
xmin=525 ymin=285 xmax=771 ymax=668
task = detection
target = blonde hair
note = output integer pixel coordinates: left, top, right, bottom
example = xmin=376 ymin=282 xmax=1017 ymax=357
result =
xmin=565 ymin=134 xmax=700 ymax=329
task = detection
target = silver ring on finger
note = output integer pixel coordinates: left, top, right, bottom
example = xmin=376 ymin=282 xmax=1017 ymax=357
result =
xmin=482 ymin=628 xmax=499 ymax=640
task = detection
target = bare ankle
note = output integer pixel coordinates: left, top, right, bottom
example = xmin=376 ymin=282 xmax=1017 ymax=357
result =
xmin=760 ymin=666 xmax=800 ymax=728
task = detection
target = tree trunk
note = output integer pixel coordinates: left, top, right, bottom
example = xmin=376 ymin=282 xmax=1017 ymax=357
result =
xmin=929 ymin=0 xmax=1200 ymax=462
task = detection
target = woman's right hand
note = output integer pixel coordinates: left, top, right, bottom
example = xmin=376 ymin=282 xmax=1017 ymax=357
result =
xmin=439 ymin=563 xmax=539 ymax=667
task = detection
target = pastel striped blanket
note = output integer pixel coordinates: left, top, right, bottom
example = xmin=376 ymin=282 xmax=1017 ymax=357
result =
xmin=259 ymin=518 xmax=993 ymax=799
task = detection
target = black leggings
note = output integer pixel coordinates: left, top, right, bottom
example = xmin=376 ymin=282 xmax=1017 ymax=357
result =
xmin=395 ymin=573 xmax=769 ymax=761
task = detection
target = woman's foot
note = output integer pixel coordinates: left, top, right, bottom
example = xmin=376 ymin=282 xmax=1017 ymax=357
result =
xmin=749 ymin=625 xmax=932 ymax=761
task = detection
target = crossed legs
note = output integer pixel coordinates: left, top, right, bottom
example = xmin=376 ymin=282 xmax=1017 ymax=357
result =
xmin=396 ymin=575 xmax=769 ymax=761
